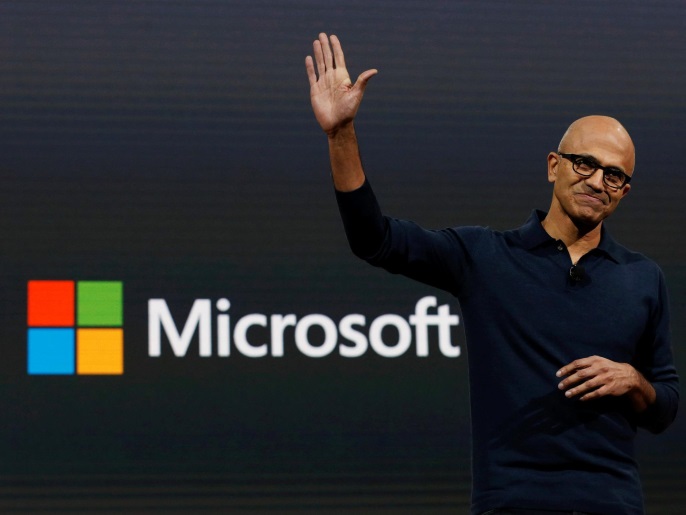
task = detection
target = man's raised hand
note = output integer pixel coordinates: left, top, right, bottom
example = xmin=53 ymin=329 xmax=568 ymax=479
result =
xmin=306 ymin=33 xmax=377 ymax=136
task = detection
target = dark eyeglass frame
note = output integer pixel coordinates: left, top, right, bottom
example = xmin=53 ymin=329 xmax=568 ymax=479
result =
xmin=557 ymin=152 xmax=632 ymax=191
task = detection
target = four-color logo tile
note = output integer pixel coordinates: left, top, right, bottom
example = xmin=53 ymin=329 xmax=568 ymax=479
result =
xmin=27 ymin=281 xmax=124 ymax=375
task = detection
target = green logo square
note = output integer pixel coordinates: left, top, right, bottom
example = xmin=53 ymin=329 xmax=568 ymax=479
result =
xmin=77 ymin=281 xmax=123 ymax=327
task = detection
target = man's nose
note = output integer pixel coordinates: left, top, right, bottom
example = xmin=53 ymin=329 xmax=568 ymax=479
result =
xmin=585 ymin=168 xmax=605 ymax=191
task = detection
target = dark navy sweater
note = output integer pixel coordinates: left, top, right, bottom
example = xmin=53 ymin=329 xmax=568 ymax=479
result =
xmin=336 ymin=179 xmax=679 ymax=515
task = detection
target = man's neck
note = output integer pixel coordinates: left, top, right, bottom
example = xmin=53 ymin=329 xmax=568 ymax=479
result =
xmin=541 ymin=210 xmax=602 ymax=264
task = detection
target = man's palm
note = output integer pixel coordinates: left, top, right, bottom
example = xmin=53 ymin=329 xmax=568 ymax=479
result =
xmin=306 ymin=34 xmax=377 ymax=135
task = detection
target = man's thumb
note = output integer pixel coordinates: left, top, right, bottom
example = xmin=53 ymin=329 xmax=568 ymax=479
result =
xmin=354 ymin=69 xmax=378 ymax=92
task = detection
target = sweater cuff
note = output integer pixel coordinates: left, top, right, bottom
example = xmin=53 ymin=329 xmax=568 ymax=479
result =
xmin=636 ymin=382 xmax=679 ymax=434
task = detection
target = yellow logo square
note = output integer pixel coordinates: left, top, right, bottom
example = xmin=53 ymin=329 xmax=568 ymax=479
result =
xmin=77 ymin=329 xmax=124 ymax=375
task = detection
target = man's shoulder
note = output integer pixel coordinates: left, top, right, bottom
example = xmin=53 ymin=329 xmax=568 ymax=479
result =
xmin=445 ymin=211 xmax=546 ymax=248
xmin=440 ymin=224 xmax=529 ymax=258
xmin=448 ymin=224 xmax=508 ymax=246
xmin=602 ymin=230 xmax=664 ymax=271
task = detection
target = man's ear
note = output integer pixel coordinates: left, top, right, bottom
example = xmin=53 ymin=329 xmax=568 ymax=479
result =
xmin=547 ymin=152 xmax=560 ymax=184
xmin=619 ymin=183 xmax=631 ymax=199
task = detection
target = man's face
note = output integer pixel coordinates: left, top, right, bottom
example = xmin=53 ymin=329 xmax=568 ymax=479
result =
xmin=547 ymin=121 xmax=634 ymax=228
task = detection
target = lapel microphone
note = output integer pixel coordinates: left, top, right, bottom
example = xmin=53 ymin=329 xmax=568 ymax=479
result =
xmin=569 ymin=264 xmax=586 ymax=283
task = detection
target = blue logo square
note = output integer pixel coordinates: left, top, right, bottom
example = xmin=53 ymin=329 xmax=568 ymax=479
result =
xmin=28 ymin=328 xmax=75 ymax=375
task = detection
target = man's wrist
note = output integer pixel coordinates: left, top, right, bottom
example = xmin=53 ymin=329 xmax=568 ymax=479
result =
xmin=327 ymin=121 xmax=355 ymax=140
xmin=627 ymin=366 xmax=656 ymax=413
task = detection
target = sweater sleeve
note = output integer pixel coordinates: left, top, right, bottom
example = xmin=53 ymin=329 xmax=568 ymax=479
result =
xmin=334 ymin=179 xmax=387 ymax=260
xmin=633 ymin=269 xmax=680 ymax=433
xmin=334 ymin=179 xmax=471 ymax=296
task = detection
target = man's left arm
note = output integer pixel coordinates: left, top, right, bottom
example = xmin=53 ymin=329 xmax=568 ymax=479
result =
xmin=557 ymin=271 xmax=679 ymax=433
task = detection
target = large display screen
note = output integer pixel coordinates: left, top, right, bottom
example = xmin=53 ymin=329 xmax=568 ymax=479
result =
xmin=2 ymin=1 xmax=684 ymax=513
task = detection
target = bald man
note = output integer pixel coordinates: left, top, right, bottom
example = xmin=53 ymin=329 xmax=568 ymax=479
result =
xmin=306 ymin=34 xmax=679 ymax=515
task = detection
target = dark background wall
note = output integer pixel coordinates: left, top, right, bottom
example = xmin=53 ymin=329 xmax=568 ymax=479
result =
xmin=1 ymin=1 xmax=684 ymax=513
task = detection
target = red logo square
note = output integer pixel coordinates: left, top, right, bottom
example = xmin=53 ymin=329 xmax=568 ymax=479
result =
xmin=27 ymin=281 xmax=75 ymax=327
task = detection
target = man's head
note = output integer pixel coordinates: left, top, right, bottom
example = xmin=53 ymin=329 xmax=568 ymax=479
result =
xmin=547 ymin=115 xmax=635 ymax=229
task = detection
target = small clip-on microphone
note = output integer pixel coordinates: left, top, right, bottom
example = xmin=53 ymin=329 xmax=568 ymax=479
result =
xmin=569 ymin=264 xmax=585 ymax=283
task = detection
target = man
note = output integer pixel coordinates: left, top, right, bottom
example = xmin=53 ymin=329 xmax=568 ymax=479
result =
xmin=306 ymin=33 xmax=679 ymax=514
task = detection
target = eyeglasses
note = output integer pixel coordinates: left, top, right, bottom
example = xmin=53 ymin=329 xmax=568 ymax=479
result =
xmin=557 ymin=152 xmax=632 ymax=190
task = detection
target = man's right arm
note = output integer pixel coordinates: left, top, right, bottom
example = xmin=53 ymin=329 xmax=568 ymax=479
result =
xmin=305 ymin=33 xmax=377 ymax=192
xmin=306 ymin=34 xmax=466 ymax=295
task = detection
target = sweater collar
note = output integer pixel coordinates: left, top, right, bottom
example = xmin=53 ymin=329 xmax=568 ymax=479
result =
xmin=519 ymin=210 xmax=621 ymax=263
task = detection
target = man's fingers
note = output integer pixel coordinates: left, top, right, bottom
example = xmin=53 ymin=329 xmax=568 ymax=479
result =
xmin=556 ymin=356 xmax=597 ymax=378
xmin=305 ymin=56 xmax=317 ymax=87
xmin=313 ymin=39 xmax=326 ymax=77
xmin=557 ymin=361 xmax=583 ymax=378
xmin=557 ymin=360 xmax=603 ymax=397
xmin=557 ymin=371 xmax=589 ymax=390
xmin=563 ymin=376 xmax=601 ymax=398
xmin=579 ymin=384 xmax=610 ymax=401
xmin=558 ymin=366 xmax=592 ymax=389
xmin=319 ymin=32 xmax=334 ymax=71
xmin=330 ymin=34 xmax=346 ymax=70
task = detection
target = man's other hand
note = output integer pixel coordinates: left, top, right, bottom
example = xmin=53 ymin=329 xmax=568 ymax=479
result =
xmin=557 ymin=355 xmax=656 ymax=412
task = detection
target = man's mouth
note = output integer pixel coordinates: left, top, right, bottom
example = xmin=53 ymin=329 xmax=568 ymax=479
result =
xmin=575 ymin=192 xmax=607 ymax=205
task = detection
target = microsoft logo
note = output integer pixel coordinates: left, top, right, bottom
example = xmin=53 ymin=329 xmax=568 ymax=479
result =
xmin=27 ymin=281 xmax=124 ymax=375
